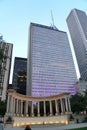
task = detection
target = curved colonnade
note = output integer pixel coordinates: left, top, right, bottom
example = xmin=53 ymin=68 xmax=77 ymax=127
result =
xmin=5 ymin=89 xmax=72 ymax=127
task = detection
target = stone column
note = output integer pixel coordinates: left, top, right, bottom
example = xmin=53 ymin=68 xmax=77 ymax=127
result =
xmin=10 ymin=95 xmax=13 ymax=114
xmin=68 ymin=97 xmax=71 ymax=112
xmin=44 ymin=101 xmax=46 ymax=116
xmin=6 ymin=95 xmax=10 ymax=113
xmin=62 ymin=99 xmax=66 ymax=113
xmin=13 ymin=97 xmax=15 ymax=116
xmin=16 ymin=99 xmax=18 ymax=116
xmin=49 ymin=100 xmax=52 ymax=116
xmin=65 ymin=97 xmax=68 ymax=113
xmin=18 ymin=100 xmax=20 ymax=116
xmin=31 ymin=101 xmax=34 ymax=117
xmin=55 ymin=99 xmax=58 ymax=115
xmin=25 ymin=101 xmax=28 ymax=116
xmin=21 ymin=100 xmax=23 ymax=116
xmin=37 ymin=101 xmax=40 ymax=117
xmin=60 ymin=99 xmax=64 ymax=114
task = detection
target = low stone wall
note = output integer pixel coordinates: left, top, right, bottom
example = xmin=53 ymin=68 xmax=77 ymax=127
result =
xmin=74 ymin=114 xmax=87 ymax=123
xmin=13 ymin=115 xmax=69 ymax=127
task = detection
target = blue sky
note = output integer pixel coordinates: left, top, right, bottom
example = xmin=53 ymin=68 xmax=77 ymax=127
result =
xmin=0 ymin=0 xmax=87 ymax=83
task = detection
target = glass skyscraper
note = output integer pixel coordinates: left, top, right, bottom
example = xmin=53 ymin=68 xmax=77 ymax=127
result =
xmin=27 ymin=23 xmax=77 ymax=97
xmin=12 ymin=57 xmax=27 ymax=95
xmin=67 ymin=9 xmax=87 ymax=81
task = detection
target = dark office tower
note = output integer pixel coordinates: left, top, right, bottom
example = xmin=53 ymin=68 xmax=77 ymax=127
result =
xmin=67 ymin=9 xmax=87 ymax=81
xmin=12 ymin=57 xmax=27 ymax=95
xmin=0 ymin=37 xmax=13 ymax=100
xmin=27 ymin=23 xmax=77 ymax=97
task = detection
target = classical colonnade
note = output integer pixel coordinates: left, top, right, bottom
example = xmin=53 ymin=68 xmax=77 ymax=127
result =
xmin=6 ymin=89 xmax=71 ymax=117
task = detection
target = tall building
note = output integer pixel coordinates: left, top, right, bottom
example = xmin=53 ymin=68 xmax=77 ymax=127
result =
xmin=27 ymin=23 xmax=77 ymax=97
xmin=66 ymin=9 xmax=87 ymax=81
xmin=75 ymin=80 xmax=87 ymax=96
xmin=0 ymin=38 xmax=13 ymax=101
xmin=12 ymin=57 xmax=27 ymax=95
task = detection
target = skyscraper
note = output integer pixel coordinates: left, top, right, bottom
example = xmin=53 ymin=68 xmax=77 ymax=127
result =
xmin=27 ymin=22 xmax=77 ymax=97
xmin=12 ymin=57 xmax=27 ymax=95
xmin=66 ymin=9 xmax=87 ymax=81
xmin=0 ymin=39 xmax=13 ymax=100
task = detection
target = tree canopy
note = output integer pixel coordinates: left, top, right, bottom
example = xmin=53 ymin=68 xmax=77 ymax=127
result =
xmin=0 ymin=49 xmax=4 ymax=75
xmin=70 ymin=91 xmax=87 ymax=114
xmin=0 ymin=49 xmax=4 ymax=60
xmin=0 ymin=100 xmax=6 ymax=116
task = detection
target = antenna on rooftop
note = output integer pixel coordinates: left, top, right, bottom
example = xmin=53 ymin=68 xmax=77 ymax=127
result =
xmin=50 ymin=10 xmax=58 ymax=30
xmin=51 ymin=10 xmax=54 ymax=27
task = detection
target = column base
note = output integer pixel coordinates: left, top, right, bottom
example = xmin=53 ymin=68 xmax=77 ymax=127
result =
xmin=65 ymin=112 xmax=72 ymax=114
xmin=31 ymin=113 xmax=34 ymax=117
xmin=44 ymin=113 xmax=46 ymax=116
xmin=16 ymin=114 xmax=19 ymax=116
xmin=55 ymin=113 xmax=58 ymax=116
xmin=5 ymin=112 xmax=13 ymax=117
xmin=50 ymin=113 xmax=52 ymax=116
xmin=61 ymin=112 xmax=64 ymax=115
xmin=21 ymin=114 xmax=24 ymax=117
xmin=26 ymin=114 xmax=29 ymax=117
xmin=37 ymin=113 xmax=40 ymax=117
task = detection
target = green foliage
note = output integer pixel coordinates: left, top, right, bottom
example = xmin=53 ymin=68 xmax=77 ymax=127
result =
xmin=0 ymin=100 xmax=7 ymax=116
xmin=70 ymin=91 xmax=87 ymax=113
xmin=0 ymin=49 xmax=4 ymax=60
xmin=82 ymin=116 xmax=87 ymax=123
xmin=0 ymin=49 xmax=4 ymax=75
xmin=70 ymin=93 xmax=85 ymax=113
xmin=83 ymin=90 xmax=87 ymax=109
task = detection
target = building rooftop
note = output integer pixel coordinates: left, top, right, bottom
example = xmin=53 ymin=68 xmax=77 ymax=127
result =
xmin=30 ymin=22 xmax=66 ymax=33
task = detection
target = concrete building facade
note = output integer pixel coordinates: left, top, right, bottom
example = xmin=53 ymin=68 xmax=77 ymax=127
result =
xmin=67 ymin=9 xmax=87 ymax=81
xmin=0 ymin=39 xmax=13 ymax=100
xmin=75 ymin=79 xmax=87 ymax=95
xmin=27 ymin=23 xmax=77 ymax=97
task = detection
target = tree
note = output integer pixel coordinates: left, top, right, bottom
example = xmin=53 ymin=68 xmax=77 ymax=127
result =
xmin=0 ymin=48 xmax=7 ymax=115
xmin=0 ymin=49 xmax=4 ymax=60
xmin=70 ymin=93 xmax=85 ymax=114
xmin=0 ymin=48 xmax=7 ymax=90
xmin=0 ymin=49 xmax=4 ymax=90
xmin=83 ymin=90 xmax=87 ymax=110
xmin=0 ymin=49 xmax=4 ymax=74
xmin=0 ymin=100 xmax=7 ymax=116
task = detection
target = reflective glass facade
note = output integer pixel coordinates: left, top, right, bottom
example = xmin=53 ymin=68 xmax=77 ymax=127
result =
xmin=67 ymin=9 xmax=87 ymax=81
xmin=27 ymin=23 xmax=77 ymax=97
xmin=12 ymin=57 xmax=27 ymax=95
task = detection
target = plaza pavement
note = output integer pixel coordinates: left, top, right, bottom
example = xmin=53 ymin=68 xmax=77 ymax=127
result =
xmin=4 ymin=123 xmax=87 ymax=130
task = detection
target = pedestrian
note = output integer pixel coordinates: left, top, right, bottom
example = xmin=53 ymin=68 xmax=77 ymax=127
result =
xmin=24 ymin=124 xmax=32 ymax=130
xmin=76 ymin=118 xmax=79 ymax=123
xmin=0 ymin=119 xmax=4 ymax=130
